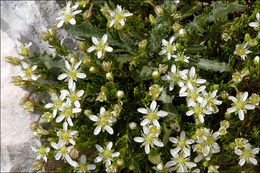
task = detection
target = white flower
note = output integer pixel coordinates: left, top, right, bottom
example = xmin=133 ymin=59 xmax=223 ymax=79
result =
xmin=227 ymin=92 xmax=255 ymax=121
xmin=169 ymin=131 xmax=194 ymax=157
xmin=75 ymin=155 xmax=96 ymax=173
xmin=61 ymin=82 xmax=84 ymax=108
xmin=94 ymin=142 xmax=120 ymax=167
xmin=58 ymin=60 xmax=86 ymax=89
xmin=249 ymin=13 xmax=260 ymax=39
xmin=180 ymin=85 xmax=206 ymax=107
xmin=87 ymin=34 xmax=113 ymax=59
xmin=172 ymin=52 xmax=190 ymax=63
xmin=234 ymin=43 xmax=251 ymax=60
xmin=235 ymin=143 xmax=259 ymax=166
xmin=31 ymin=140 xmax=50 ymax=162
xmin=235 ymin=138 xmax=249 ymax=149
xmin=56 ymin=1 xmax=82 ymax=28
xmin=208 ymin=165 xmax=219 ymax=173
xmin=179 ymin=66 xmax=206 ymax=92
xmin=57 ymin=122 xmax=77 ymax=146
xmin=194 ymin=127 xmax=210 ymax=143
xmin=18 ymin=61 xmax=40 ymax=81
xmin=134 ymin=125 xmax=164 ymax=154
xmin=159 ymin=36 xmax=176 ymax=60
xmin=137 ymin=100 xmax=168 ymax=127
xmin=232 ymin=71 xmax=245 ymax=84
xmin=17 ymin=42 xmax=32 ymax=56
xmin=89 ymin=107 xmax=116 ymax=135
xmin=51 ymin=141 xmax=79 ymax=167
xmin=165 ymin=153 xmax=197 ymax=173
xmin=45 ymin=91 xmax=67 ymax=118
xmin=202 ymin=90 xmax=222 ymax=113
xmin=161 ymin=64 xmax=184 ymax=91
xmin=56 ymin=99 xmax=81 ymax=126
xmin=108 ymin=5 xmax=133 ymax=28
xmin=186 ymin=98 xmax=211 ymax=123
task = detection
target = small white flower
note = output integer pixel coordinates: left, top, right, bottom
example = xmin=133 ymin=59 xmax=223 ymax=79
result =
xmin=202 ymin=90 xmax=222 ymax=113
xmin=186 ymin=99 xmax=211 ymax=123
xmin=18 ymin=61 xmax=40 ymax=81
xmin=180 ymin=85 xmax=206 ymax=107
xmin=159 ymin=36 xmax=176 ymax=60
xmin=75 ymin=154 xmax=96 ymax=173
xmin=108 ymin=5 xmax=133 ymax=29
xmin=87 ymin=34 xmax=113 ymax=59
xmin=129 ymin=122 xmax=137 ymax=130
xmin=161 ymin=64 xmax=184 ymax=91
xmin=134 ymin=125 xmax=164 ymax=154
xmin=235 ymin=138 xmax=249 ymax=149
xmin=172 ymin=52 xmax=190 ymax=63
xmin=57 ymin=122 xmax=77 ymax=146
xmin=249 ymin=13 xmax=260 ymax=39
xmin=61 ymin=82 xmax=84 ymax=108
xmin=94 ymin=142 xmax=120 ymax=167
xmin=232 ymin=71 xmax=245 ymax=84
xmin=96 ymin=91 xmax=107 ymax=102
xmin=51 ymin=141 xmax=79 ymax=167
xmin=56 ymin=1 xmax=82 ymax=28
xmin=45 ymin=91 xmax=67 ymax=118
xmin=137 ymin=100 xmax=168 ymax=127
xmin=235 ymin=143 xmax=259 ymax=166
xmin=56 ymin=99 xmax=81 ymax=126
xmin=89 ymin=107 xmax=116 ymax=135
xmin=17 ymin=42 xmax=32 ymax=56
xmin=31 ymin=140 xmax=50 ymax=162
xmin=234 ymin=43 xmax=251 ymax=60
xmin=58 ymin=60 xmax=86 ymax=89
xmin=165 ymin=153 xmax=197 ymax=173
xmin=227 ymin=92 xmax=255 ymax=121
xmin=169 ymin=131 xmax=194 ymax=157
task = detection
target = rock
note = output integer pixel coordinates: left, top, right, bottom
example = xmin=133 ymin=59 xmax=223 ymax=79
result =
xmin=0 ymin=0 xmax=77 ymax=171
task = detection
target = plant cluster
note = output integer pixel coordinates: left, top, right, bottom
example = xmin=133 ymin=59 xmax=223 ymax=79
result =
xmin=6 ymin=0 xmax=260 ymax=172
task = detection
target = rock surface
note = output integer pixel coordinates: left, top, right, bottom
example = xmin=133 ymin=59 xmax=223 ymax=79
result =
xmin=0 ymin=0 xmax=76 ymax=171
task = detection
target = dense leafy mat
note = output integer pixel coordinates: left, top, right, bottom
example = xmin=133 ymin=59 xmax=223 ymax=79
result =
xmin=6 ymin=0 xmax=260 ymax=172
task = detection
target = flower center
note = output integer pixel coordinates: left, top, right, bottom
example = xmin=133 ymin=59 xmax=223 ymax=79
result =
xmin=62 ymin=132 xmax=70 ymax=140
xmin=236 ymin=47 xmax=245 ymax=56
xmin=39 ymin=147 xmax=46 ymax=155
xmin=54 ymin=100 xmax=62 ymax=107
xmin=194 ymin=107 xmax=202 ymax=115
xmin=65 ymin=108 xmax=72 ymax=116
xmin=64 ymin=14 xmax=73 ymax=22
xmin=61 ymin=146 xmax=67 ymax=154
xmin=148 ymin=112 xmax=157 ymax=119
xmin=206 ymin=136 xmax=212 ymax=145
xmin=236 ymin=101 xmax=244 ymax=109
xmin=115 ymin=13 xmax=123 ymax=21
xmin=104 ymin=150 xmax=111 ymax=158
xmin=149 ymin=126 xmax=159 ymax=136
xmin=100 ymin=117 xmax=108 ymax=125
xmin=146 ymin=136 xmax=153 ymax=143
xmin=97 ymin=44 xmax=105 ymax=50
xmin=171 ymin=75 xmax=179 ymax=82
xmin=177 ymin=157 xmax=185 ymax=164
xmin=25 ymin=69 xmax=33 ymax=77
xmin=179 ymin=140 xmax=186 ymax=147
xmin=243 ymin=150 xmax=251 ymax=158
xmin=69 ymin=70 xmax=76 ymax=78
xmin=167 ymin=45 xmax=174 ymax=52
xmin=70 ymin=94 xmax=78 ymax=101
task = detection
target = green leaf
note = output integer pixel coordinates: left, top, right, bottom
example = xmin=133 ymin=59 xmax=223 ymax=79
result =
xmin=148 ymin=150 xmax=161 ymax=165
xmin=195 ymin=58 xmax=230 ymax=73
xmin=139 ymin=66 xmax=157 ymax=80
xmin=162 ymin=123 xmax=172 ymax=145
xmin=163 ymin=103 xmax=179 ymax=118
xmin=158 ymin=90 xmax=174 ymax=104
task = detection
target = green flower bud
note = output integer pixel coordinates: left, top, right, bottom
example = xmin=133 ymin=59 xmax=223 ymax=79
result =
xmin=67 ymin=54 xmax=77 ymax=64
xmin=250 ymin=93 xmax=259 ymax=106
xmin=220 ymin=90 xmax=229 ymax=100
xmin=152 ymin=71 xmax=159 ymax=78
xmin=117 ymin=158 xmax=124 ymax=166
xmin=175 ymin=43 xmax=182 ymax=50
xmin=178 ymin=29 xmax=187 ymax=38
xmin=102 ymin=61 xmax=112 ymax=71
xmin=40 ymin=32 xmax=51 ymax=41
xmin=106 ymin=72 xmax=113 ymax=81
xmin=89 ymin=66 xmax=97 ymax=73
xmin=154 ymin=6 xmax=164 ymax=16
xmin=69 ymin=147 xmax=79 ymax=159
xmin=84 ymin=109 xmax=92 ymax=116
xmin=203 ymin=161 xmax=208 ymax=167
xmin=82 ymin=55 xmax=91 ymax=66
xmin=254 ymin=56 xmax=259 ymax=65
xmin=225 ymin=112 xmax=231 ymax=119
xmin=30 ymin=122 xmax=38 ymax=131
xmin=172 ymin=23 xmax=182 ymax=33
xmin=79 ymin=42 xmax=87 ymax=53
xmin=138 ymin=39 xmax=148 ymax=49
xmin=149 ymin=14 xmax=156 ymax=24
xmin=129 ymin=122 xmax=137 ymax=129
xmin=247 ymin=39 xmax=258 ymax=47
xmin=32 ymin=161 xmax=44 ymax=171
xmin=244 ymin=33 xmax=251 ymax=42
xmin=48 ymin=28 xmax=56 ymax=38
xmin=83 ymin=10 xmax=92 ymax=20
xmin=116 ymin=90 xmax=124 ymax=99
xmin=5 ymin=56 xmax=21 ymax=65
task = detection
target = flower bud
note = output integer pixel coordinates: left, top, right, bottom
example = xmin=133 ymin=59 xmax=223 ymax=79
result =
xmin=220 ymin=120 xmax=230 ymax=129
xmin=178 ymin=29 xmax=187 ymax=38
xmin=172 ymin=23 xmax=182 ymax=33
xmin=158 ymin=64 xmax=168 ymax=74
xmin=106 ymin=72 xmax=113 ymax=81
xmin=30 ymin=122 xmax=38 ymax=131
xmin=116 ymin=90 xmax=124 ymax=99
xmin=154 ymin=6 xmax=164 ymax=16
xmin=220 ymin=90 xmax=229 ymax=99
xmin=89 ymin=66 xmax=97 ymax=73
xmin=82 ymin=55 xmax=91 ymax=66
xmin=69 ymin=147 xmax=79 ymax=159
xmin=250 ymin=93 xmax=259 ymax=106
xmin=203 ymin=161 xmax=208 ymax=167
xmin=221 ymin=33 xmax=231 ymax=41
xmin=157 ymin=162 xmax=164 ymax=171
xmin=138 ymin=39 xmax=148 ymax=49
xmin=175 ymin=43 xmax=182 ymax=50
xmin=254 ymin=56 xmax=259 ymax=65
xmin=40 ymin=32 xmax=51 ymax=41
xmin=247 ymin=39 xmax=258 ymax=47
xmin=152 ymin=70 xmax=159 ymax=78
xmin=117 ymin=158 xmax=124 ymax=166
xmin=32 ymin=161 xmax=44 ymax=171
xmin=244 ymin=33 xmax=251 ymax=42
xmin=149 ymin=14 xmax=156 ymax=24
xmin=48 ymin=28 xmax=56 ymax=38
xmin=129 ymin=164 xmax=135 ymax=170
xmin=114 ymin=103 xmax=122 ymax=114
xmin=84 ymin=109 xmax=93 ymax=116
xmin=149 ymin=84 xmax=163 ymax=100
xmin=67 ymin=54 xmax=77 ymax=64
xmin=83 ymin=10 xmax=92 ymax=20
xmin=5 ymin=56 xmax=21 ymax=65
xmin=225 ymin=112 xmax=231 ymax=120
xmin=102 ymin=61 xmax=112 ymax=71
xmin=106 ymin=164 xmax=117 ymax=172
xmin=129 ymin=122 xmax=137 ymax=129
xmin=79 ymin=42 xmax=87 ymax=53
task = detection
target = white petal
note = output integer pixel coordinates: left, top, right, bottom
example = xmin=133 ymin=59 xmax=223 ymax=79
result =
xmin=137 ymin=108 xmax=148 ymax=114
xmin=68 ymin=78 xmax=73 ymax=89
xmin=65 ymin=154 xmax=79 ymax=167
xmin=249 ymin=157 xmax=257 ymax=165
xmin=72 ymin=108 xmax=81 ymax=113
xmin=169 ymin=137 xmax=178 ymax=144
xmin=94 ymin=126 xmax=102 ymax=135
xmin=190 ymin=67 xmax=196 ymax=78
xmin=170 ymin=147 xmax=181 ymax=156
xmin=186 ymin=110 xmax=194 ymax=116
xmin=238 ymin=109 xmax=244 ymax=120
xmin=89 ymin=115 xmax=99 ymax=122
xmin=196 ymin=79 xmax=206 ymax=84
xmin=180 ymin=131 xmax=185 ymax=140
xmin=235 ymin=149 xmax=242 ymax=155
xmin=227 ymin=107 xmax=237 ymax=113
xmin=119 ymin=19 xmax=125 ymax=26
xmin=252 ymin=148 xmax=259 ymax=155
xmin=169 ymin=36 xmax=175 ymax=44
xmin=94 ymin=155 xmax=103 ymax=163
xmin=55 ymin=152 xmax=62 ymax=160
xmin=31 ymin=65 xmax=37 ymax=71
xmin=105 ymin=126 xmax=114 ymax=134
xmin=76 ymin=90 xmax=84 ymax=97
xmin=150 ymin=100 xmax=157 ymax=111
xmin=74 ymin=61 xmax=81 ymax=70
xmin=108 ymin=10 xmax=115 ymax=17
xmin=134 ymin=137 xmax=145 ymax=143
xmin=106 ymin=142 xmax=113 ymax=150
xmin=58 ymin=73 xmax=68 ymax=80
xmin=170 ymin=149 xmax=179 ymax=158
xmin=92 ymin=36 xmax=99 ymax=45
xmin=80 ymin=155 xmax=86 ymax=164
xmin=109 ymin=20 xmax=115 ymax=27
xmin=123 ymin=13 xmax=133 ymax=17
xmin=100 ymin=107 xmax=106 ymax=115
xmin=249 ymin=22 xmax=259 ymax=28
xmin=31 ymin=146 xmax=38 ymax=152
xmin=241 ymin=92 xmax=248 ymax=102
xmin=156 ymin=110 xmax=168 ymax=117
xmin=69 ymin=18 xmax=76 ymax=25
xmin=45 ymin=103 xmax=53 ymax=108
xmin=76 ymin=73 xmax=86 ymax=79
xmin=116 ymin=5 xmax=122 ymax=13
xmin=111 ymin=152 xmax=120 ymax=157
xmin=57 ymin=20 xmax=64 ymax=28
xmin=87 ymin=164 xmax=96 ymax=170
xmin=97 ymin=50 xmax=102 ymax=59
xmin=245 ymin=104 xmax=255 ymax=110
xmin=171 ymin=64 xmax=176 ymax=74
xmin=106 ymin=159 xmax=112 ymax=167
xmin=185 ymin=162 xmax=196 ymax=168
xmin=56 ymin=114 xmax=65 ymax=123
xmin=101 ymin=34 xmax=108 ymax=44
xmin=169 ymin=82 xmax=175 ymax=91
xmin=95 ymin=144 xmax=104 ymax=152
xmin=239 ymin=158 xmax=245 ymax=166
xmin=186 ymin=139 xmax=194 ymax=144
xmin=257 ymin=13 xmax=260 ymax=21
xmin=145 ymin=144 xmax=150 ymax=154
xmin=50 ymin=142 xmax=59 ymax=150
xmin=105 ymin=46 xmax=113 ymax=52
xmin=140 ymin=118 xmax=150 ymax=126
xmin=21 ymin=61 xmax=29 ymax=69
xmin=87 ymin=46 xmax=96 ymax=52
xmin=165 ymin=161 xmax=176 ymax=168
xmin=198 ymin=114 xmax=204 ymax=123
xmin=67 ymin=117 xmax=73 ymax=126
xmin=167 ymin=52 xmax=171 ymax=60
xmin=183 ymin=147 xmax=190 ymax=157
xmin=162 ymin=39 xmax=168 ymax=46
xmin=63 ymin=122 xmax=68 ymax=131
xmin=159 ymin=50 xmax=166 ymax=55
xmin=153 ymin=139 xmax=164 ymax=147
